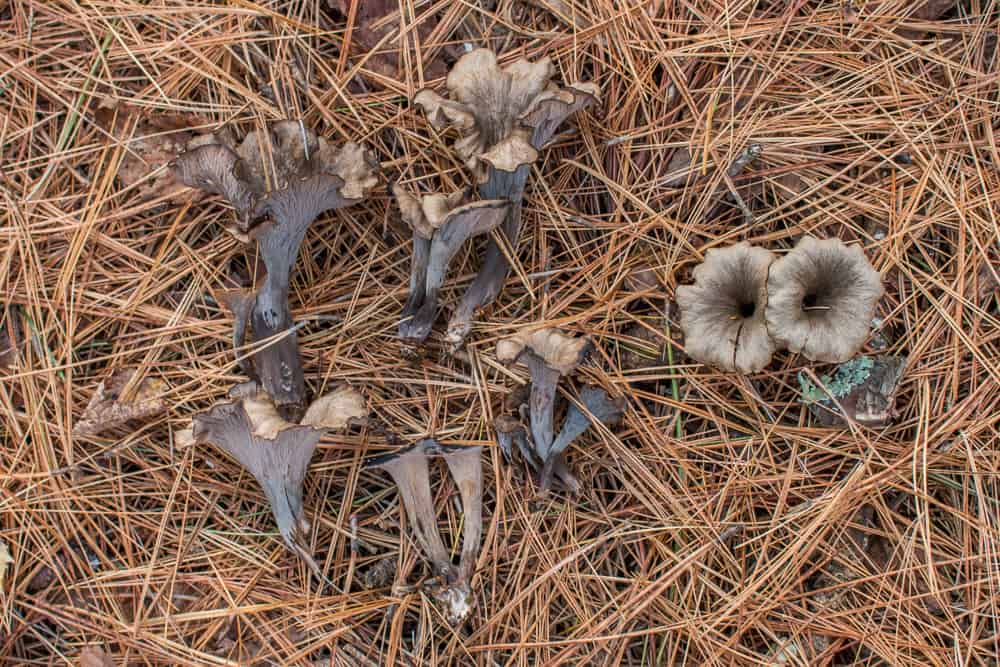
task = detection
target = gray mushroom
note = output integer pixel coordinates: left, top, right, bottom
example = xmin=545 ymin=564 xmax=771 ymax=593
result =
xmin=192 ymin=383 xmax=366 ymax=574
xmin=496 ymin=328 xmax=591 ymax=459
xmin=392 ymin=185 xmax=509 ymax=345
xmin=539 ymin=386 xmax=625 ymax=491
xmin=413 ymin=49 xmax=600 ymax=352
xmin=173 ymin=121 xmax=378 ymax=417
xmin=675 ymin=242 xmax=778 ymax=373
xmin=765 ymin=236 xmax=883 ymax=363
xmin=368 ymin=440 xmax=483 ymax=625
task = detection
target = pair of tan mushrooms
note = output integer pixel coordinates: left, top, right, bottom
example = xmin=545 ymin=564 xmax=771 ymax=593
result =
xmin=677 ymin=238 xmax=883 ymax=374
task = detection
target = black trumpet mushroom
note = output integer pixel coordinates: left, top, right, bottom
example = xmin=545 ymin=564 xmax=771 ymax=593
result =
xmin=392 ymin=185 xmax=509 ymax=345
xmin=368 ymin=440 xmax=483 ymax=625
xmin=191 ymin=382 xmax=366 ymax=575
xmin=413 ymin=49 xmax=600 ymax=352
xmin=173 ymin=121 xmax=378 ymax=417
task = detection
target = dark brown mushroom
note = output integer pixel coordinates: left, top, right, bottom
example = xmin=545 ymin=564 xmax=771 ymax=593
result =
xmin=392 ymin=185 xmax=509 ymax=345
xmin=173 ymin=121 xmax=377 ymax=416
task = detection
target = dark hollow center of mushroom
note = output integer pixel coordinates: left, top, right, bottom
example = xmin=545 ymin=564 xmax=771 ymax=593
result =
xmin=801 ymin=291 xmax=834 ymax=313
xmin=738 ymin=302 xmax=756 ymax=318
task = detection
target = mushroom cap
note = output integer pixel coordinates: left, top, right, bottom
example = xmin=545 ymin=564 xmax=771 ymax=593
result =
xmin=675 ymin=242 xmax=777 ymax=373
xmin=496 ymin=328 xmax=590 ymax=375
xmin=301 ymin=386 xmax=367 ymax=430
xmin=765 ymin=236 xmax=883 ymax=363
xmin=413 ymin=49 xmax=600 ymax=181
xmin=392 ymin=184 xmax=508 ymax=241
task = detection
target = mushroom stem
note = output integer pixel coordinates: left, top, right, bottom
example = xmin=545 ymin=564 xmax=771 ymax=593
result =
xmin=521 ymin=352 xmax=562 ymax=461
xmin=436 ymin=445 xmax=482 ymax=583
xmin=399 ymin=232 xmax=431 ymax=340
xmin=368 ymin=442 xmax=455 ymax=581
xmin=539 ymin=387 xmax=624 ymax=490
xmin=494 ymin=415 xmax=538 ymax=469
xmin=445 ymin=168 xmax=530 ymax=351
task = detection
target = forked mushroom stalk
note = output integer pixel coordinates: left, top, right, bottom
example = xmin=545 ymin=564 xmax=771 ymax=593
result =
xmin=392 ymin=185 xmax=509 ymax=345
xmin=413 ymin=49 xmax=600 ymax=351
xmin=369 ymin=440 xmax=483 ymax=625
xmin=496 ymin=328 xmax=591 ymax=491
xmin=173 ymin=121 xmax=377 ymax=416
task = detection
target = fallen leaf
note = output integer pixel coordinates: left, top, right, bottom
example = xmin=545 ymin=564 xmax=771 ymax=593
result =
xmin=327 ymin=0 xmax=448 ymax=82
xmin=73 ymin=370 xmax=168 ymax=437
xmin=96 ymin=102 xmax=212 ymax=202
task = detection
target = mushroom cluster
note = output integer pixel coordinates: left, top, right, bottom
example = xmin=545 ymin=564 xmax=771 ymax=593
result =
xmin=395 ymin=49 xmax=600 ymax=351
xmin=496 ymin=328 xmax=624 ymax=491
xmin=676 ymin=236 xmax=883 ymax=372
xmin=369 ymin=440 xmax=483 ymax=625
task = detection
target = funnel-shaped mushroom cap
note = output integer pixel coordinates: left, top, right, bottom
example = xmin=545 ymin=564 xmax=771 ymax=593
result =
xmin=193 ymin=394 xmax=322 ymax=572
xmin=413 ymin=49 xmax=600 ymax=181
xmin=496 ymin=328 xmax=591 ymax=375
xmin=676 ymin=242 xmax=777 ymax=373
xmin=765 ymin=236 xmax=883 ymax=363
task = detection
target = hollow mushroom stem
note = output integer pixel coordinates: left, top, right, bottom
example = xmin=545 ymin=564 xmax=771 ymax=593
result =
xmin=370 ymin=440 xmax=484 ymax=625
xmin=539 ymin=386 xmax=625 ymax=491
xmin=521 ymin=352 xmax=562 ymax=460
xmin=393 ymin=186 xmax=509 ymax=346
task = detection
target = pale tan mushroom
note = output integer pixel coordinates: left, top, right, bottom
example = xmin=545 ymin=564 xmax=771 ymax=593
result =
xmin=675 ymin=242 xmax=778 ymax=373
xmin=765 ymin=236 xmax=883 ymax=363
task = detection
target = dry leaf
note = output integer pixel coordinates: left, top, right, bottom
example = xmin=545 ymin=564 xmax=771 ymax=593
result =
xmin=327 ymin=0 xmax=447 ymax=82
xmin=96 ymin=102 xmax=211 ymax=202
xmin=73 ymin=370 xmax=168 ymax=437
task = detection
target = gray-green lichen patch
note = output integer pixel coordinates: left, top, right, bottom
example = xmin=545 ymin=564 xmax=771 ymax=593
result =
xmin=799 ymin=355 xmax=906 ymax=426
xmin=798 ymin=356 xmax=875 ymax=402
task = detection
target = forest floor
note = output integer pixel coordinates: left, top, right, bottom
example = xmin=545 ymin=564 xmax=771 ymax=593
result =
xmin=2 ymin=1 xmax=999 ymax=665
